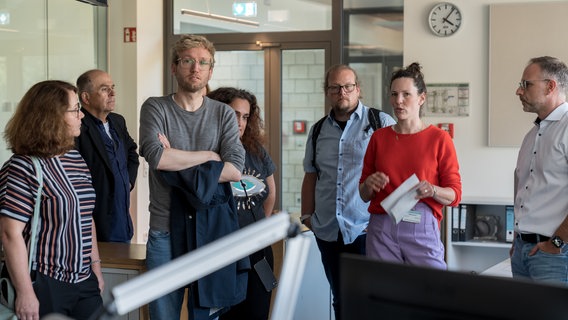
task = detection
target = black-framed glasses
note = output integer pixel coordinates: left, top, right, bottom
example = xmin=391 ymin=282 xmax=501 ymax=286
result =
xmin=67 ymin=103 xmax=82 ymax=118
xmin=176 ymin=58 xmax=212 ymax=70
xmin=327 ymin=83 xmax=357 ymax=94
xmin=518 ymin=79 xmax=550 ymax=90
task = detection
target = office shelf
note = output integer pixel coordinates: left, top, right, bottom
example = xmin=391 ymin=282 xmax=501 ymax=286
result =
xmin=445 ymin=199 xmax=513 ymax=273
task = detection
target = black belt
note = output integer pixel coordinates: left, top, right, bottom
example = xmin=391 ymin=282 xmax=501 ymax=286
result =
xmin=519 ymin=233 xmax=550 ymax=243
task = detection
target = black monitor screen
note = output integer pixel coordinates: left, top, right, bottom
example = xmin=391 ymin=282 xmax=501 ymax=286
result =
xmin=340 ymin=254 xmax=568 ymax=320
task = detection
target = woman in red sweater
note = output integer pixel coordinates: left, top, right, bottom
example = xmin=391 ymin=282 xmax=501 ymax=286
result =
xmin=359 ymin=62 xmax=462 ymax=269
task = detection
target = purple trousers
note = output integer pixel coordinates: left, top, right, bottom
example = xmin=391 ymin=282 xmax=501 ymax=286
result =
xmin=366 ymin=202 xmax=446 ymax=269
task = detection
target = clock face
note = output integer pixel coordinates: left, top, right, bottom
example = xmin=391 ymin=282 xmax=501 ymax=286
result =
xmin=428 ymin=2 xmax=462 ymax=37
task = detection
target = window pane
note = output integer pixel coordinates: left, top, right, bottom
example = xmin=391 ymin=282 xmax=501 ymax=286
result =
xmin=48 ymin=0 xmax=101 ymax=81
xmin=0 ymin=0 xmax=104 ymax=163
xmin=173 ymin=0 xmax=332 ymax=34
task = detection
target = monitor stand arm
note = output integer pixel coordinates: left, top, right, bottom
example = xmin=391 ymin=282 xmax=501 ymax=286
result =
xmin=94 ymin=212 xmax=309 ymax=320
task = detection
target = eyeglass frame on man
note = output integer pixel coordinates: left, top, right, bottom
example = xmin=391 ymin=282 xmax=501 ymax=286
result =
xmin=327 ymin=83 xmax=358 ymax=94
xmin=518 ymin=79 xmax=550 ymax=90
xmin=176 ymin=58 xmax=213 ymax=70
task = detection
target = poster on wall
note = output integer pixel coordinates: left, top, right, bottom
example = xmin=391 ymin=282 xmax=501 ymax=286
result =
xmin=423 ymin=83 xmax=469 ymax=117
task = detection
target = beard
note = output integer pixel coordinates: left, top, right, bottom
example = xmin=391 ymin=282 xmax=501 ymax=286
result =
xmin=176 ymin=72 xmax=209 ymax=93
xmin=332 ymin=97 xmax=356 ymax=115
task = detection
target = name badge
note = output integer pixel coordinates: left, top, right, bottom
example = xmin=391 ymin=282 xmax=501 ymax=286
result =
xmin=402 ymin=210 xmax=422 ymax=224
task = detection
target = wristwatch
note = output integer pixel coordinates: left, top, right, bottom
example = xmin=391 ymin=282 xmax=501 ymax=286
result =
xmin=551 ymin=235 xmax=564 ymax=248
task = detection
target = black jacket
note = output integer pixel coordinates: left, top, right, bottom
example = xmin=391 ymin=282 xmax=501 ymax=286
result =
xmin=75 ymin=109 xmax=139 ymax=241
xmin=161 ymin=161 xmax=248 ymax=307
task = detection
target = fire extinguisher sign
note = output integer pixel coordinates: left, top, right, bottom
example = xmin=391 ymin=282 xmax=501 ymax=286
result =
xmin=123 ymin=27 xmax=137 ymax=43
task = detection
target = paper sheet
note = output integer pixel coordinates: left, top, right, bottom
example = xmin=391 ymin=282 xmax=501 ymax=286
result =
xmin=480 ymin=258 xmax=512 ymax=278
xmin=380 ymin=174 xmax=420 ymax=224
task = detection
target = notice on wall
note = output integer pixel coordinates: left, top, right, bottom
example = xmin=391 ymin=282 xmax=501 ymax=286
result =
xmin=423 ymin=83 xmax=469 ymax=117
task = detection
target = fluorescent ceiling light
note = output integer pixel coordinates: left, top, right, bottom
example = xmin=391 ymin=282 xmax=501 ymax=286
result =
xmin=181 ymin=9 xmax=259 ymax=27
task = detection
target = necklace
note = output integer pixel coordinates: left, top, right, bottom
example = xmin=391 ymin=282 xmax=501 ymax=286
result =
xmin=393 ymin=122 xmax=426 ymax=140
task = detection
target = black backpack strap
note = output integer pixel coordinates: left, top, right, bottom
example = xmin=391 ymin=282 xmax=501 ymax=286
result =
xmin=367 ymin=107 xmax=385 ymax=130
xmin=311 ymin=115 xmax=327 ymax=180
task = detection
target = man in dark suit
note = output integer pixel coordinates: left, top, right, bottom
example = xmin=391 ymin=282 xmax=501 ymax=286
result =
xmin=76 ymin=69 xmax=139 ymax=242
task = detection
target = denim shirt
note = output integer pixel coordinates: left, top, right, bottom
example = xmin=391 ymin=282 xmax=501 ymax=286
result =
xmin=303 ymin=101 xmax=396 ymax=243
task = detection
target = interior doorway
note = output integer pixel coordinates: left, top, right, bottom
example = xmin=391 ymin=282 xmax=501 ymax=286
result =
xmin=208 ymin=42 xmax=330 ymax=216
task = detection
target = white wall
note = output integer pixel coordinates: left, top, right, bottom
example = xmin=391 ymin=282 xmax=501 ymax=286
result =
xmin=404 ymin=0 xmax=566 ymax=203
xmin=108 ymin=0 xmax=163 ymax=243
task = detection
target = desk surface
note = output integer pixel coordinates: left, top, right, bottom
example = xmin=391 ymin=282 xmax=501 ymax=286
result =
xmin=98 ymin=242 xmax=146 ymax=270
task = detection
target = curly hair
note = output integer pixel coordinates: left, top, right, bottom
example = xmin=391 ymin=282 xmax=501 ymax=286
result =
xmin=207 ymin=87 xmax=265 ymax=158
xmin=4 ymin=80 xmax=78 ymax=157
xmin=390 ymin=62 xmax=427 ymax=95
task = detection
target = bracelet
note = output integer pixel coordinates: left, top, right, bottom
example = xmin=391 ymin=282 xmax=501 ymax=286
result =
xmin=300 ymin=214 xmax=312 ymax=223
xmin=91 ymin=259 xmax=101 ymax=265
xmin=432 ymin=185 xmax=437 ymax=198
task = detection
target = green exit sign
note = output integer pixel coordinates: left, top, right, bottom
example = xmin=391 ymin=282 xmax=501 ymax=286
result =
xmin=232 ymin=2 xmax=257 ymax=17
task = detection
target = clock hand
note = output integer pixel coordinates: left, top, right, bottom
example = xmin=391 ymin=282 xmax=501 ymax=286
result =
xmin=443 ymin=18 xmax=455 ymax=26
xmin=444 ymin=7 xmax=455 ymax=20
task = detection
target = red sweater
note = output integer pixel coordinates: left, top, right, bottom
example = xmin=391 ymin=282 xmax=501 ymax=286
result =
xmin=360 ymin=125 xmax=462 ymax=221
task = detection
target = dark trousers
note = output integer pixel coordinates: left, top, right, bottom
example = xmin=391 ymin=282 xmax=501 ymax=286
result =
xmin=315 ymin=232 xmax=366 ymax=320
xmin=219 ymin=246 xmax=274 ymax=320
xmin=34 ymin=272 xmax=102 ymax=320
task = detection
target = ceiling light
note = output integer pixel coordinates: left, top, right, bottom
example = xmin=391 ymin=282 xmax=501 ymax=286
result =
xmin=181 ymin=9 xmax=259 ymax=27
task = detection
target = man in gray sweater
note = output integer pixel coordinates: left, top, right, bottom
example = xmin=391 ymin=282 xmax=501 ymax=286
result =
xmin=139 ymin=34 xmax=245 ymax=320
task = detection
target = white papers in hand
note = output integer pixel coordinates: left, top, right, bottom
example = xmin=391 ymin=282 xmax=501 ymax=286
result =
xmin=380 ymin=174 xmax=420 ymax=224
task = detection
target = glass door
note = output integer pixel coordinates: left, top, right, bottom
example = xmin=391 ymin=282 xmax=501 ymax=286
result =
xmin=209 ymin=43 xmax=329 ymax=216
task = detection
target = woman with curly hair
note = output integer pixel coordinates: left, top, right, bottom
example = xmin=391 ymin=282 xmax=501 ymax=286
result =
xmin=0 ymin=80 xmax=104 ymax=319
xmin=208 ymin=87 xmax=276 ymax=320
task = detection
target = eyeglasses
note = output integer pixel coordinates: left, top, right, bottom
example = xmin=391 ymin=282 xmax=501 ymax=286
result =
xmin=518 ymin=79 xmax=550 ymax=90
xmin=67 ymin=103 xmax=82 ymax=118
xmin=327 ymin=83 xmax=357 ymax=94
xmin=176 ymin=58 xmax=212 ymax=70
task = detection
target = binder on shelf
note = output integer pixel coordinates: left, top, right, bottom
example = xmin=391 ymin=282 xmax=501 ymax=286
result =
xmin=451 ymin=206 xmax=459 ymax=242
xmin=505 ymin=205 xmax=514 ymax=242
xmin=459 ymin=204 xmax=475 ymax=241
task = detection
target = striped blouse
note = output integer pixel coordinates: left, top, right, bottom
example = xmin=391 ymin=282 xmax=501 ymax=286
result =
xmin=0 ymin=151 xmax=96 ymax=283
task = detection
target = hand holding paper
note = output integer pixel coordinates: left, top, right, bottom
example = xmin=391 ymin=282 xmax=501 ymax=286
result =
xmin=380 ymin=174 xmax=420 ymax=224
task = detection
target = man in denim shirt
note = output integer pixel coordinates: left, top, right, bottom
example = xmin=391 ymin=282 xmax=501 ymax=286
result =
xmin=301 ymin=64 xmax=396 ymax=319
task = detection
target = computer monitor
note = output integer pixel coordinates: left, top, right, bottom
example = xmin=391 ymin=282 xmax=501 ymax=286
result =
xmin=340 ymin=254 xmax=568 ymax=320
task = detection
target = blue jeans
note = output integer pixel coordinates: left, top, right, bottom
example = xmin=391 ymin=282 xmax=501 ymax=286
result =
xmin=511 ymin=235 xmax=568 ymax=285
xmin=146 ymin=229 xmax=220 ymax=320
xmin=146 ymin=229 xmax=184 ymax=320
xmin=315 ymin=232 xmax=366 ymax=320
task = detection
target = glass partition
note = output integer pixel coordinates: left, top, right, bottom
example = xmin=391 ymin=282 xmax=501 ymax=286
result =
xmin=343 ymin=3 xmax=403 ymax=116
xmin=0 ymin=0 xmax=106 ymax=163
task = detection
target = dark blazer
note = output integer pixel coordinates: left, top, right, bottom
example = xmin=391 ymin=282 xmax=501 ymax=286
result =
xmin=75 ymin=109 xmax=139 ymax=242
xmin=162 ymin=161 xmax=248 ymax=308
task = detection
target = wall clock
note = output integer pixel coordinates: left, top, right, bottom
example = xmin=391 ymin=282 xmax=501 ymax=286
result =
xmin=428 ymin=2 xmax=462 ymax=37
